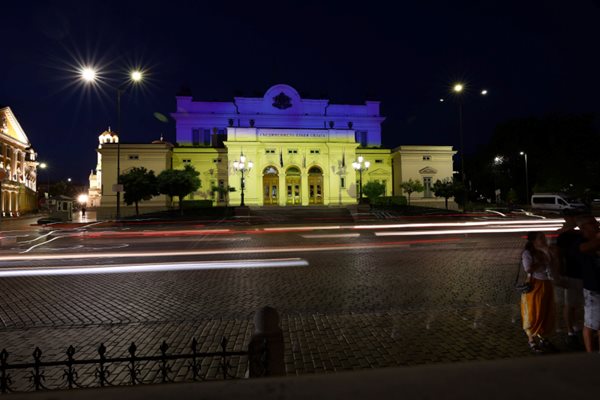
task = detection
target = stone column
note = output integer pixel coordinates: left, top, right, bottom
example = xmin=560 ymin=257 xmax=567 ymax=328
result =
xmin=278 ymin=171 xmax=286 ymax=206
xmin=301 ymin=172 xmax=309 ymax=206
xmin=7 ymin=191 xmax=12 ymax=216
xmin=14 ymin=189 xmax=19 ymax=216
xmin=322 ymin=171 xmax=329 ymax=206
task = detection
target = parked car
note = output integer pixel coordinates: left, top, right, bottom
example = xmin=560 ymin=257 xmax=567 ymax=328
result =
xmin=530 ymin=193 xmax=587 ymax=213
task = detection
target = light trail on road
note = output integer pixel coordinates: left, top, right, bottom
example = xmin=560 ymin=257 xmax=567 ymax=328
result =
xmin=0 ymin=258 xmax=309 ymax=277
xmin=375 ymin=225 xmax=564 ymax=236
xmin=354 ymin=219 xmax=566 ymax=230
xmin=0 ymin=238 xmax=462 ymax=262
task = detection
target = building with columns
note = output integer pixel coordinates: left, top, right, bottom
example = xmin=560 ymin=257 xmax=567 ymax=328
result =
xmin=0 ymin=107 xmax=38 ymax=216
xmin=90 ymin=84 xmax=457 ymax=216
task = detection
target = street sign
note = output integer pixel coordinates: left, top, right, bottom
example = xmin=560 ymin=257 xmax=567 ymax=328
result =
xmin=112 ymin=184 xmax=123 ymax=192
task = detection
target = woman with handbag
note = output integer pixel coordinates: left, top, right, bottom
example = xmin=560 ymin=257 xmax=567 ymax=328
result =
xmin=521 ymin=231 xmax=556 ymax=353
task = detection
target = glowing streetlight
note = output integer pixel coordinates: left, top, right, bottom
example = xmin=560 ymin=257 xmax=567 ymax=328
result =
xmin=38 ymin=162 xmax=49 ymax=195
xmin=444 ymin=81 xmax=489 ymax=212
xmin=353 ymin=156 xmax=370 ymax=203
xmin=78 ymin=66 xmax=145 ymax=219
xmin=81 ymin=67 xmax=97 ymax=82
xmin=131 ymin=70 xmax=143 ymax=82
xmin=67 ymin=178 xmax=72 ymax=182
xmin=77 ymin=194 xmax=89 ymax=204
xmin=232 ymin=153 xmax=253 ymax=207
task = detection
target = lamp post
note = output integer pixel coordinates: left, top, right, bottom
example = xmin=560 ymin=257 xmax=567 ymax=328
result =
xmin=39 ymin=162 xmax=49 ymax=195
xmin=232 ymin=153 xmax=253 ymax=207
xmin=80 ymin=67 xmax=144 ymax=219
xmin=447 ymin=83 xmax=488 ymax=211
xmin=352 ymin=156 xmax=370 ymax=202
xmin=520 ymin=151 xmax=529 ymax=205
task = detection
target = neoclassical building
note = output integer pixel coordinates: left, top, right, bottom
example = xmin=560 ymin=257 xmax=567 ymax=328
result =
xmin=0 ymin=107 xmax=38 ymax=216
xmin=91 ymin=84 xmax=456 ymax=217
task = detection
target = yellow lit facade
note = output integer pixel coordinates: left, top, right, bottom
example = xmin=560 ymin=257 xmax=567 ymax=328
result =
xmin=0 ymin=107 xmax=38 ymax=216
xmin=90 ymin=85 xmax=457 ymax=216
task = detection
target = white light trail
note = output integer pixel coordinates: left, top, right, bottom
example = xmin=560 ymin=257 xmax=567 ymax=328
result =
xmin=375 ymin=225 xmax=564 ymax=237
xmin=301 ymin=233 xmax=360 ymax=239
xmin=20 ymin=236 xmax=63 ymax=253
xmin=0 ymin=239 xmax=459 ymax=262
xmin=354 ymin=219 xmax=565 ymax=230
xmin=264 ymin=226 xmax=342 ymax=232
xmin=0 ymin=258 xmax=309 ymax=277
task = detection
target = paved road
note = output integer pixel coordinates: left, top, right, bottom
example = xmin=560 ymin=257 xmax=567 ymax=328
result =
xmin=0 ymin=215 xmax=579 ymax=389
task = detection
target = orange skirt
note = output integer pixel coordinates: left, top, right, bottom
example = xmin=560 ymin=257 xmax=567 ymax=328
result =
xmin=521 ymin=278 xmax=555 ymax=337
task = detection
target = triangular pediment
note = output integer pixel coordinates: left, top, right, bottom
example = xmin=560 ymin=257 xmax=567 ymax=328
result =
xmin=419 ymin=166 xmax=438 ymax=174
xmin=0 ymin=107 xmax=31 ymax=146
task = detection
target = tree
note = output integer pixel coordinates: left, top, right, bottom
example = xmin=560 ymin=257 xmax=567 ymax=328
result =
xmin=399 ymin=178 xmax=424 ymax=205
xmin=433 ymin=178 xmax=455 ymax=210
xmin=120 ymin=167 xmax=158 ymax=216
xmin=157 ymin=165 xmax=201 ymax=214
xmin=362 ymin=181 xmax=386 ymax=202
xmin=211 ymin=185 xmax=236 ymax=206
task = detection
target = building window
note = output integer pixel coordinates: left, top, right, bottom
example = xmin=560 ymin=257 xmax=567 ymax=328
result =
xmin=310 ymin=149 xmax=320 ymax=154
xmin=265 ymin=149 xmax=276 ymax=154
xmin=340 ymin=177 xmax=346 ymax=188
xmin=355 ymin=130 xmax=368 ymax=146
xmin=423 ymin=155 xmax=431 ymax=161
xmin=287 ymin=149 xmax=298 ymax=154
xmin=182 ymin=159 xmax=191 ymax=164
xmin=128 ymin=155 xmax=139 ymax=160
xmin=423 ymin=177 xmax=433 ymax=198
xmin=213 ymin=159 xmax=222 ymax=163
xmin=375 ymin=159 xmax=383 ymax=163
xmin=192 ymin=128 xmax=212 ymax=146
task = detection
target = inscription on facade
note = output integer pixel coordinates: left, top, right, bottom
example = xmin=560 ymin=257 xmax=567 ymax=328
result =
xmin=258 ymin=130 xmax=328 ymax=138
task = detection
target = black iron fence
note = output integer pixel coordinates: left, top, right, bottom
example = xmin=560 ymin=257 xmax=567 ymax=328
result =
xmin=0 ymin=336 xmax=267 ymax=394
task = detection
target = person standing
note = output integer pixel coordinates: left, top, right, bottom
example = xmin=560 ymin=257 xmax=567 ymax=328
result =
xmin=555 ymin=213 xmax=585 ymax=347
xmin=577 ymin=215 xmax=600 ymax=353
xmin=521 ymin=231 xmax=556 ymax=353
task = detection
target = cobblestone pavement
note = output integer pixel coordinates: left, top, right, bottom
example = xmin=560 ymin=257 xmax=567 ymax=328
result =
xmin=0 ymin=234 xmax=581 ymax=389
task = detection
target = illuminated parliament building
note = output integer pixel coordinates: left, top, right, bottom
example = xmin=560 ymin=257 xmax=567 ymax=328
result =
xmin=90 ymin=84 xmax=456 ymax=217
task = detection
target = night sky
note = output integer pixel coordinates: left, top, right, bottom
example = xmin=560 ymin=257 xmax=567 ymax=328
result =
xmin=2 ymin=1 xmax=599 ymax=183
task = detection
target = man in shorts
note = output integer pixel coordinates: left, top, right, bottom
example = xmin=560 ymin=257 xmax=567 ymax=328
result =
xmin=556 ymin=213 xmax=585 ymax=346
xmin=577 ymin=215 xmax=600 ymax=352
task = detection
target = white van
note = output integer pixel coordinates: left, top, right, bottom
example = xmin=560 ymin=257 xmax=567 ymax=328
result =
xmin=530 ymin=193 xmax=587 ymax=212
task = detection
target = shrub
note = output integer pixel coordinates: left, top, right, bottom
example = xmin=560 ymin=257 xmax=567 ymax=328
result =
xmin=370 ymin=196 xmax=408 ymax=207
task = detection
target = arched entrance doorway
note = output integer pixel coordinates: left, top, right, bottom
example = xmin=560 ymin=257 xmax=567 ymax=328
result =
xmin=285 ymin=167 xmax=301 ymax=205
xmin=308 ymin=166 xmax=323 ymax=205
xmin=262 ymin=166 xmax=279 ymax=205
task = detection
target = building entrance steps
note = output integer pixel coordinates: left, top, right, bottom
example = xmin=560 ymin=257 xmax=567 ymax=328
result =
xmin=248 ymin=206 xmax=354 ymax=224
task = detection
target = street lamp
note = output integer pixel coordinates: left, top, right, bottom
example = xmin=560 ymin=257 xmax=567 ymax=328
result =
xmin=352 ymin=156 xmax=370 ymax=202
xmin=232 ymin=153 xmax=253 ymax=207
xmin=80 ymin=66 xmax=144 ymax=219
xmin=520 ymin=151 xmax=529 ymax=205
xmin=38 ymin=162 xmax=49 ymax=195
xmin=450 ymin=82 xmax=488 ymax=211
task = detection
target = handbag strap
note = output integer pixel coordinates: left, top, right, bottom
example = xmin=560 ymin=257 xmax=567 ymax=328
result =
xmin=514 ymin=255 xmax=524 ymax=286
